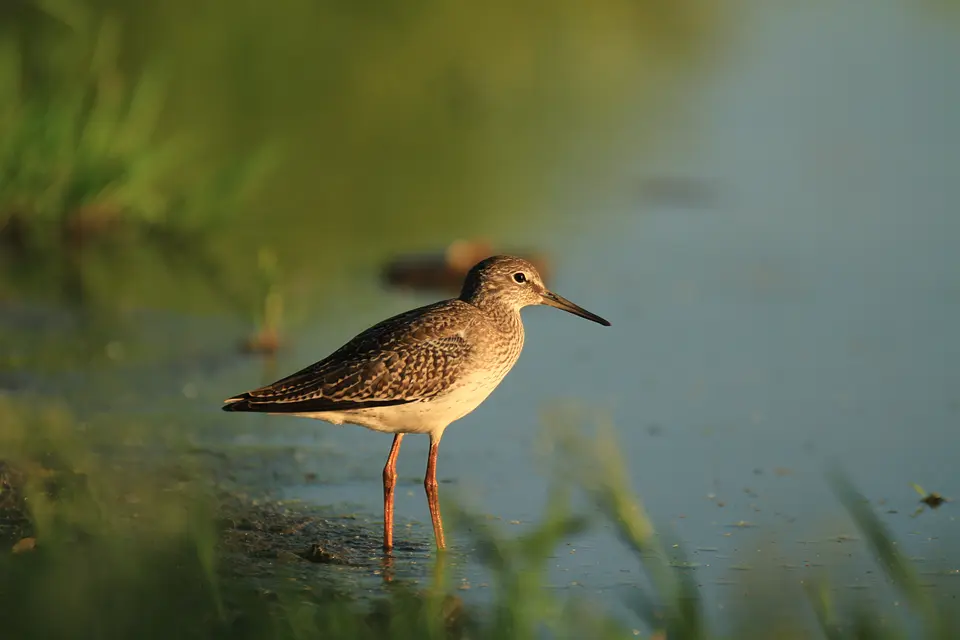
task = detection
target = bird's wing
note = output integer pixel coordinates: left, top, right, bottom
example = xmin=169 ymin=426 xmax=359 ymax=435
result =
xmin=223 ymin=302 xmax=476 ymax=413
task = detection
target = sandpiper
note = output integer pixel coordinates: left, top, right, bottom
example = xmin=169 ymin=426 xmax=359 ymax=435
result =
xmin=223 ymin=255 xmax=610 ymax=551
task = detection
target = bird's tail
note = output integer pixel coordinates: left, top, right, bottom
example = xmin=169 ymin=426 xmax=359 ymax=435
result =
xmin=221 ymin=393 xmax=256 ymax=412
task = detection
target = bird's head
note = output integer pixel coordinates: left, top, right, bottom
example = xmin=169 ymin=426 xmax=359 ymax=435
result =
xmin=459 ymin=255 xmax=610 ymax=326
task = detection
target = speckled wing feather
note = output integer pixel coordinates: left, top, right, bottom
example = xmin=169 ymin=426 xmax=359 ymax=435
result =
xmin=222 ymin=301 xmax=476 ymax=414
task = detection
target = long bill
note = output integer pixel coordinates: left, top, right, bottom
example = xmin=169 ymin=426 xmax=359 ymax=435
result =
xmin=540 ymin=290 xmax=611 ymax=326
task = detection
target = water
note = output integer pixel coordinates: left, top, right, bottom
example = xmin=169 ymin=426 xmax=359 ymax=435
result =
xmin=271 ymin=0 xmax=958 ymax=621
xmin=4 ymin=0 xmax=959 ymax=631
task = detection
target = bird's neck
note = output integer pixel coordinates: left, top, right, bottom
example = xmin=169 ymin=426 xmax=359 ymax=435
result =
xmin=473 ymin=299 xmax=524 ymax=336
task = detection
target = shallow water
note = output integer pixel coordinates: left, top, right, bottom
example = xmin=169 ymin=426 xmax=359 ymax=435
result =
xmin=3 ymin=0 xmax=959 ymax=631
xmin=266 ymin=0 xmax=960 ymax=622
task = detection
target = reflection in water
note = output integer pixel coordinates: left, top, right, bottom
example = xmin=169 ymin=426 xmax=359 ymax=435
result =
xmin=380 ymin=553 xmax=396 ymax=585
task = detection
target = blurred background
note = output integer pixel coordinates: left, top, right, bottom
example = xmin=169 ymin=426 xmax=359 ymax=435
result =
xmin=1 ymin=0 xmax=959 ymax=638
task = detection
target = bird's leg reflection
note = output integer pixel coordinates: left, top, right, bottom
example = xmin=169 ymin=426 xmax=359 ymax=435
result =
xmin=379 ymin=553 xmax=396 ymax=584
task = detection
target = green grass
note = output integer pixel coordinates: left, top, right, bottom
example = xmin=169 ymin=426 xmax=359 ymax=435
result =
xmin=1 ymin=397 xmax=957 ymax=640
xmin=0 ymin=3 xmax=273 ymax=254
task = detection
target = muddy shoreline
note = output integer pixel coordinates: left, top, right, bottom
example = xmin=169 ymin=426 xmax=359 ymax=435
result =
xmin=0 ymin=450 xmax=452 ymax=593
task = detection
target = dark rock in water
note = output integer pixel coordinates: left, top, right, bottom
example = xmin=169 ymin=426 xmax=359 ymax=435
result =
xmin=299 ymin=543 xmax=348 ymax=564
xmin=382 ymin=240 xmax=551 ymax=293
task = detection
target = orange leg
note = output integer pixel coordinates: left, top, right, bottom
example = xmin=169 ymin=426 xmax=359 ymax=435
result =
xmin=424 ymin=436 xmax=446 ymax=550
xmin=382 ymin=434 xmax=404 ymax=551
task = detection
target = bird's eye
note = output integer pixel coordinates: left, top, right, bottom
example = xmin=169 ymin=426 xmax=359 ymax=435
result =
xmin=513 ymin=272 xmax=527 ymax=284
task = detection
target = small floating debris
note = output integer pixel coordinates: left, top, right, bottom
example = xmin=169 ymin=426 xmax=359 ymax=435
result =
xmin=833 ymin=534 xmax=859 ymax=543
xmin=381 ymin=240 xmax=551 ymax=293
xmin=726 ymin=520 xmax=757 ymax=529
xmin=911 ymin=483 xmax=950 ymax=517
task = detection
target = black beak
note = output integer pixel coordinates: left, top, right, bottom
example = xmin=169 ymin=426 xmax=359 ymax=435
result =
xmin=540 ymin=290 xmax=611 ymax=326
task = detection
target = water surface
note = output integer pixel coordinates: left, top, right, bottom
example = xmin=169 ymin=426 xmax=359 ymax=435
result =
xmin=4 ymin=0 xmax=959 ymax=631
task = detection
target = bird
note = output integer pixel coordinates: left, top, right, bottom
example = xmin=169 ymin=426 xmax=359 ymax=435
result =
xmin=222 ymin=255 xmax=610 ymax=551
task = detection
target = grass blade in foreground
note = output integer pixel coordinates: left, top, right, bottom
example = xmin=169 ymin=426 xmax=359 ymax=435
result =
xmin=544 ymin=413 xmax=705 ymax=640
xmin=828 ymin=468 xmax=951 ymax=640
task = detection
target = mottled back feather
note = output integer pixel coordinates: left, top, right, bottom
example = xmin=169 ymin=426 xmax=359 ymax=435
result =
xmin=223 ymin=300 xmax=479 ymax=414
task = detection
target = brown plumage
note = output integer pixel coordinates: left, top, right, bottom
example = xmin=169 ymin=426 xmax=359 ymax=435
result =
xmin=223 ymin=300 xmax=480 ymax=414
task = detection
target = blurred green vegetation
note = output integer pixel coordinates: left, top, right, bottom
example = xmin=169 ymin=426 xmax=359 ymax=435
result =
xmin=1 ymin=397 xmax=957 ymax=639
xmin=0 ymin=7 xmax=271 ymax=254
xmin=0 ymin=0 xmax=725 ymax=313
